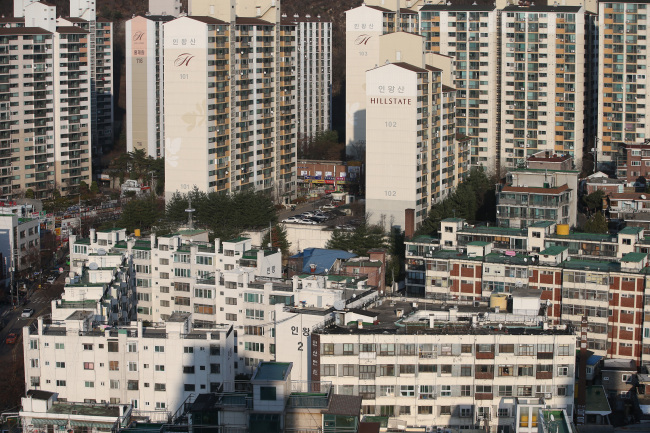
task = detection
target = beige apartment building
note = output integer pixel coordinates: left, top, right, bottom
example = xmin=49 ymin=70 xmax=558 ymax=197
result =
xmin=0 ymin=0 xmax=113 ymax=199
xmin=597 ymin=1 xmax=650 ymax=168
xmin=365 ymin=58 xmax=471 ymax=230
xmin=347 ymin=1 xmax=595 ymax=180
xmin=162 ymin=0 xmax=299 ymax=202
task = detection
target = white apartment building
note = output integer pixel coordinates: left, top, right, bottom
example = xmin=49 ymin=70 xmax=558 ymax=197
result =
xmin=312 ymin=299 xmax=576 ymax=431
xmin=0 ymin=213 xmax=39 ymax=288
xmin=292 ymin=14 xmax=332 ymax=141
xmin=23 ymin=313 xmax=235 ymax=414
xmin=68 ymin=227 xmax=380 ymax=376
xmin=365 ymin=61 xmax=470 ymax=229
xmin=344 ymin=2 xmax=421 ymax=160
xmin=126 ymin=14 xmax=175 ymax=158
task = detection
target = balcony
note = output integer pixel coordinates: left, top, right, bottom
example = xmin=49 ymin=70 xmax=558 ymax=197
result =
xmin=475 ymin=393 xmax=493 ymax=400
xmin=475 ymin=371 xmax=494 ymax=380
xmin=536 ymin=371 xmax=553 ymax=380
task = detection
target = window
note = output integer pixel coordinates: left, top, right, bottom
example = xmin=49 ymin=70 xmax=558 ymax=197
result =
xmin=380 ymin=364 xmax=395 ymax=376
xmin=155 ymin=365 xmax=165 ymax=371
xmin=184 ymin=346 xmax=194 ymax=354
xmin=517 ymin=386 xmax=533 ymax=397
xmin=127 ymin=342 xmax=137 ymax=352
xmin=29 ymin=340 xmax=38 ymax=350
xmin=30 ymin=359 xmax=39 ymax=368
xmin=461 ymin=365 xmax=472 ymax=376
xmin=557 ymin=344 xmax=570 ymax=356
xmin=210 ymin=345 xmax=221 ymax=355
xmin=154 ymin=383 xmax=166 ymax=391
xmin=109 ymin=361 xmax=119 ymax=371
xmin=419 ymin=406 xmax=433 ymax=415
xmin=83 ymin=343 xmax=93 ymax=351
xmin=155 ymin=345 xmax=164 ymax=352
xmin=380 ymin=385 xmax=395 ymax=397
xmin=498 ymin=408 xmax=510 ymax=417
xmin=184 ymin=384 xmax=196 ymax=392
xmin=85 ymin=381 xmax=95 ymax=388
xmin=322 ymin=365 xmax=336 ymax=376
xmin=499 ymin=386 xmax=513 ymax=397
xmin=400 ymin=385 xmax=415 ymax=397
xmin=359 ymin=385 xmax=376 ymax=399
xmin=461 ymin=385 xmax=472 ymax=396
xmin=128 ymin=362 xmax=138 ymax=372
xmin=127 ymin=381 xmax=139 ymax=390
xmin=322 ymin=343 xmax=334 ymax=355
xmin=558 ymin=365 xmax=569 ymax=376
xmin=342 ymin=364 xmax=355 ymax=376
xmin=360 ymin=365 xmax=376 ymax=379
xmin=460 ymin=407 xmax=472 ymax=417
xmin=110 ymin=380 xmax=119 ymax=389
xmin=360 ymin=343 xmax=375 ymax=352
xmin=418 ymin=364 xmax=437 ymax=373
xmin=56 ymin=380 xmax=66 ymax=386
xmin=476 ymin=385 xmax=492 ymax=394
xmin=379 ymin=344 xmax=395 ymax=355
xmin=441 ymin=385 xmax=451 ymax=397
xmin=183 ymin=366 xmax=195 ymax=374
xmin=226 ymin=313 xmax=237 ymax=321
xmin=499 ymin=344 xmax=514 ymax=353
xmin=518 ymin=365 xmax=533 ymax=376
xmin=83 ymin=362 xmax=94 ymax=370
xmin=440 ymin=406 xmax=451 ymax=415
xmin=399 ymin=406 xmax=411 ymax=415
xmin=499 ymin=365 xmax=513 ymax=376
xmin=55 ymin=343 xmax=65 ymax=350
xmin=260 ymin=386 xmax=276 ymax=400
xmin=343 ymin=343 xmax=354 ymax=355
xmin=56 ymin=362 xmax=65 ymax=368
xmin=461 ymin=344 xmax=473 ymax=353
xmin=441 ymin=364 xmax=452 ymax=374
xmin=400 ymin=364 xmax=415 ymax=374
xmin=419 ymin=385 xmax=435 ymax=399
xmin=108 ymin=341 xmax=119 ymax=352
xmin=156 ymin=402 xmax=166 ymax=410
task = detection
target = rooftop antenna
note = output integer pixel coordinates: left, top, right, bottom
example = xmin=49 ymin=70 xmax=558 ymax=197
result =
xmin=185 ymin=198 xmax=195 ymax=229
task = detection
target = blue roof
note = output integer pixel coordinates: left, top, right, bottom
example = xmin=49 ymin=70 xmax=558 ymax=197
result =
xmin=587 ymin=354 xmax=603 ymax=366
xmin=291 ymin=248 xmax=357 ymax=274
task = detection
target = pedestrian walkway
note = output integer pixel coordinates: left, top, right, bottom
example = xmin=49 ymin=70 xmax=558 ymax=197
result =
xmin=30 ymin=294 xmax=56 ymax=305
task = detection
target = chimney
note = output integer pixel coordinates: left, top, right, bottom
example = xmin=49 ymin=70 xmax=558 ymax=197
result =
xmin=405 ymin=209 xmax=415 ymax=240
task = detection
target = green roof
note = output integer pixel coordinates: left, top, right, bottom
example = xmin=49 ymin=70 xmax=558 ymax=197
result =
xmin=461 ymin=225 xmax=527 ymax=237
xmin=552 ymin=232 xmax=614 ymax=242
xmin=562 ymin=259 xmax=619 ymax=273
xmin=621 ymin=252 xmax=647 ymax=263
xmin=585 ymin=386 xmax=612 ymax=414
xmin=254 ymin=362 xmax=291 ymax=381
xmin=540 ymin=245 xmax=568 ymax=256
xmin=467 ymin=241 xmax=490 ymax=246
xmin=409 ymin=235 xmax=438 ymax=244
xmin=619 ymin=226 xmax=643 ymax=235
xmin=442 ymin=217 xmax=465 ymax=222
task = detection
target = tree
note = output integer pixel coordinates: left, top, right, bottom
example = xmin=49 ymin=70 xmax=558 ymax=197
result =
xmin=118 ymin=195 xmax=162 ymax=232
xmin=417 ymin=168 xmax=496 ymax=236
xmin=326 ymin=218 xmax=387 ymax=256
xmin=25 ymin=189 xmax=35 ymax=199
xmin=90 ymin=181 xmax=99 ymax=195
xmin=298 ymin=130 xmax=344 ymax=160
xmin=583 ymin=190 xmax=605 ymax=214
xmin=262 ymin=224 xmax=291 ymax=257
xmin=584 ymin=212 xmax=608 ymax=234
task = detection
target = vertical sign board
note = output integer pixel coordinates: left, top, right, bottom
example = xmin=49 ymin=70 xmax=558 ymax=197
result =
xmin=310 ymin=333 xmax=320 ymax=391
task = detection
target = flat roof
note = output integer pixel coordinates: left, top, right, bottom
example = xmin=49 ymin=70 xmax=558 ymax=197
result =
xmin=501 ymin=184 xmax=570 ymax=194
xmin=621 ymin=252 xmax=646 ymax=263
xmin=585 ymin=386 xmax=612 ymax=414
xmin=619 ymin=226 xmax=644 ymax=235
xmin=254 ymin=362 xmax=291 ymax=381
xmin=540 ymin=246 xmax=567 ymax=256
xmin=467 ymin=241 xmax=490 ymax=246
xmin=49 ymin=402 xmax=122 ymax=417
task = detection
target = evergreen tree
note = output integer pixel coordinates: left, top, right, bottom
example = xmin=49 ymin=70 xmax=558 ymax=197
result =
xmin=262 ymin=224 xmax=291 ymax=257
xmin=584 ymin=212 xmax=608 ymax=234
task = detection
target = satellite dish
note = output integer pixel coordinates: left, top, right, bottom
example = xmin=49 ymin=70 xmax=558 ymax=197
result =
xmin=97 ymin=248 xmax=106 ymax=256
xmin=333 ymin=300 xmax=346 ymax=311
xmin=89 ymin=262 xmax=99 ymax=270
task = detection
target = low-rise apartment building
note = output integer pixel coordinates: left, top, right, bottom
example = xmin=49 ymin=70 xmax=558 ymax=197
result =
xmin=23 ymin=312 xmax=235 ymax=415
xmin=312 ymin=297 xmax=576 ymax=432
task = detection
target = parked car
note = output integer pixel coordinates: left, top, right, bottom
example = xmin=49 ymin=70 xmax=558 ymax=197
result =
xmin=282 ymin=216 xmax=300 ymax=223
xmin=5 ymin=333 xmax=17 ymax=344
xmin=299 ymin=219 xmax=318 ymax=225
xmin=301 ymin=211 xmax=315 ymax=218
xmin=321 ymin=203 xmax=336 ymax=210
xmin=46 ymin=276 xmax=56 ymax=284
xmin=21 ymin=308 xmax=34 ymax=318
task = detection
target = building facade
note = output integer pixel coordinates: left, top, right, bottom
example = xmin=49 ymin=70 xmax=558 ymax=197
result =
xmin=313 ymin=299 xmax=576 ymax=431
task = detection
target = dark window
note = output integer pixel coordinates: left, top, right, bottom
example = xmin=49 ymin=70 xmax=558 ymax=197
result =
xmin=260 ymin=386 xmax=276 ymax=401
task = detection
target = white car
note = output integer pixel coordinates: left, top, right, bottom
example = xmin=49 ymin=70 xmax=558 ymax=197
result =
xmin=299 ymin=219 xmax=317 ymax=225
xmin=46 ymin=276 xmax=56 ymax=284
xmin=321 ymin=203 xmax=336 ymax=210
xmin=301 ymin=211 xmax=315 ymax=218
xmin=21 ymin=308 xmax=34 ymax=318
xmin=282 ymin=216 xmax=300 ymax=223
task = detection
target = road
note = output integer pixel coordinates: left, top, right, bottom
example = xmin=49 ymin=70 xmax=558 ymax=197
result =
xmin=277 ymin=197 xmax=331 ymax=221
xmin=0 ymin=273 xmax=66 ymax=411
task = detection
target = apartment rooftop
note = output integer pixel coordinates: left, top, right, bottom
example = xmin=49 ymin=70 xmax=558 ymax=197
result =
xmin=316 ymin=299 xmax=572 ymax=336
xmin=48 ymin=401 xmax=122 ymax=418
xmin=254 ymin=362 xmax=291 ymax=381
